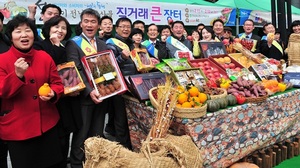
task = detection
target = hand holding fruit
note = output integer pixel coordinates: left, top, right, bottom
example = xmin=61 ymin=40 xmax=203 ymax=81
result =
xmin=161 ymin=35 xmax=167 ymax=42
xmin=267 ymin=33 xmax=274 ymax=44
xmin=14 ymin=58 xmax=29 ymax=78
xmin=98 ymin=29 xmax=104 ymax=38
xmin=38 ymin=83 xmax=55 ymax=101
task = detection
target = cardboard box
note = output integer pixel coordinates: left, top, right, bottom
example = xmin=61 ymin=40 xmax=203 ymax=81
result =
xmin=171 ymin=68 xmax=207 ymax=87
xmin=128 ymin=72 xmax=167 ymax=101
xmin=57 ymin=61 xmax=86 ymax=94
xmin=283 ymin=72 xmax=300 ymax=87
xmin=199 ymin=41 xmax=227 ymax=58
xmin=81 ymin=50 xmax=128 ymax=100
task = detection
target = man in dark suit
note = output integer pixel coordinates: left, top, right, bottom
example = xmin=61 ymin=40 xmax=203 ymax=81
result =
xmin=65 ymin=8 xmax=110 ymax=168
xmin=238 ymin=19 xmax=261 ymax=53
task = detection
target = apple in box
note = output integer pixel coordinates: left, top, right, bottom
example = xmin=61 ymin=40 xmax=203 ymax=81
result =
xmin=229 ymin=63 xmax=236 ymax=69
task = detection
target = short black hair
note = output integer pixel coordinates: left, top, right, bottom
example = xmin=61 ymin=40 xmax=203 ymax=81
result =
xmin=171 ymin=20 xmax=184 ymax=28
xmin=100 ymin=16 xmax=113 ymax=25
xmin=263 ymin=23 xmax=273 ymax=31
xmin=130 ymin=28 xmax=144 ymax=38
xmin=147 ymin=23 xmax=158 ymax=32
xmin=159 ymin=25 xmax=171 ymax=34
xmin=224 ymin=26 xmax=232 ymax=33
xmin=133 ymin=20 xmax=145 ymax=27
xmin=212 ymin=19 xmax=224 ymax=26
xmin=41 ymin=4 xmax=62 ymax=15
xmin=75 ymin=22 xmax=82 ymax=36
xmin=290 ymin=20 xmax=300 ymax=33
xmin=0 ymin=12 xmax=4 ymax=22
xmin=115 ymin=17 xmax=132 ymax=27
xmin=42 ymin=15 xmax=72 ymax=41
xmin=243 ymin=19 xmax=254 ymax=26
xmin=80 ymin=8 xmax=101 ymax=24
xmin=197 ymin=23 xmax=205 ymax=27
xmin=5 ymin=15 xmax=38 ymax=41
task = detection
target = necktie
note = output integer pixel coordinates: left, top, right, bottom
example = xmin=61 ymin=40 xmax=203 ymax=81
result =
xmin=152 ymin=42 xmax=156 ymax=46
xmin=246 ymin=35 xmax=249 ymax=39
xmin=90 ymin=39 xmax=96 ymax=50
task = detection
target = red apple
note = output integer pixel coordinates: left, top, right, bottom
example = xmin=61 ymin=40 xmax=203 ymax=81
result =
xmin=235 ymin=67 xmax=241 ymax=71
xmin=204 ymin=61 xmax=210 ymax=66
xmin=233 ymin=38 xmax=241 ymax=43
xmin=191 ymin=63 xmax=198 ymax=67
xmin=207 ymin=73 xmax=215 ymax=79
xmin=204 ymin=65 xmax=211 ymax=70
xmin=213 ymin=72 xmax=221 ymax=77
xmin=212 ymin=68 xmax=219 ymax=73
xmin=229 ymin=63 xmax=236 ymax=69
xmin=206 ymin=69 xmax=212 ymax=73
xmin=222 ymin=39 xmax=230 ymax=45
xmin=187 ymin=35 xmax=193 ymax=41
xmin=198 ymin=62 xmax=204 ymax=66
xmin=224 ymin=64 xmax=230 ymax=69
xmin=168 ymin=18 xmax=173 ymax=24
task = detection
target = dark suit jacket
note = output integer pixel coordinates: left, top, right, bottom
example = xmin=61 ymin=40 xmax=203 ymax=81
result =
xmin=66 ymin=35 xmax=109 ymax=105
xmin=0 ymin=34 xmax=10 ymax=54
xmin=260 ymin=39 xmax=284 ymax=60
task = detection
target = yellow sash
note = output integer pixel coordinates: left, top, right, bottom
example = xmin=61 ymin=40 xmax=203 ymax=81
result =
xmin=272 ymin=40 xmax=283 ymax=54
xmin=72 ymin=36 xmax=97 ymax=56
xmin=106 ymin=38 xmax=130 ymax=50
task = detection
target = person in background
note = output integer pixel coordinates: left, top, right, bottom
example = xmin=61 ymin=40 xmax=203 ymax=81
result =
xmin=223 ymin=27 xmax=234 ymax=43
xmin=160 ymin=25 xmax=172 ymax=37
xmin=200 ymin=26 xmax=216 ymax=41
xmin=131 ymin=28 xmax=147 ymax=52
xmin=0 ymin=15 xmax=64 ymax=168
xmin=98 ymin=16 xmax=114 ymax=42
xmin=260 ymin=23 xmax=284 ymax=60
xmin=132 ymin=20 xmax=145 ymax=33
xmin=197 ymin=23 xmax=205 ymax=33
xmin=145 ymin=23 xmax=170 ymax=62
xmin=106 ymin=17 xmax=135 ymax=150
xmin=289 ymin=20 xmax=300 ymax=34
xmin=238 ymin=19 xmax=261 ymax=53
xmin=190 ymin=29 xmax=201 ymax=58
xmin=167 ymin=21 xmax=192 ymax=57
xmin=65 ymin=8 xmax=110 ymax=168
xmin=28 ymin=4 xmax=62 ymax=40
xmin=33 ymin=15 xmax=81 ymax=168
xmin=0 ymin=11 xmax=10 ymax=168
xmin=212 ymin=19 xmax=224 ymax=41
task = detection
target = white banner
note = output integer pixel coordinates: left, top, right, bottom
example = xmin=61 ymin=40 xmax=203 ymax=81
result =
xmin=1 ymin=0 xmax=236 ymax=25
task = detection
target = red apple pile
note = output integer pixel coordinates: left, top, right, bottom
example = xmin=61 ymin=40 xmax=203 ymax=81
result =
xmin=214 ymin=56 xmax=241 ymax=72
xmin=191 ymin=60 xmax=226 ymax=82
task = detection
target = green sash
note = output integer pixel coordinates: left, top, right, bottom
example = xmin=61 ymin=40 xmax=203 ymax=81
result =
xmin=72 ymin=36 xmax=97 ymax=56
xmin=37 ymin=28 xmax=45 ymax=40
xmin=142 ymin=40 xmax=158 ymax=58
xmin=166 ymin=36 xmax=190 ymax=51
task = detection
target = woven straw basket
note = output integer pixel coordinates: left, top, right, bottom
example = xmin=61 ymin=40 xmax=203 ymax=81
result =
xmin=84 ymin=134 xmax=203 ymax=168
xmin=173 ymin=103 xmax=207 ymax=118
xmin=245 ymin=94 xmax=268 ymax=103
xmin=149 ymin=87 xmax=160 ymax=109
xmin=286 ymin=33 xmax=300 ymax=65
xmin=210 ymin=88 xmax=228 ymax=100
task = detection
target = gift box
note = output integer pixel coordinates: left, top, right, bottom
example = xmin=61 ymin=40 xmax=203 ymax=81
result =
xmin=57 ymin=61 xmax=86 ymax=94
xmin=174 ymin=50 xmax=194 ymax=61
xmin=81 ymin=50 xmax=127 ymax=100
xmin=249 ymin=63 xmax=273 ymax=81
xmin=171 ymin=68 xmax=207 ymax=87
xmin=128 ymin=72 xmax=167 ymax=101
xmin=199 ymin=41 xmax=227 ymax=58
xmin=283 ymin=72 xmax=300 ymax=87
xmin=130 ymin=48 xmax=155 ymax=72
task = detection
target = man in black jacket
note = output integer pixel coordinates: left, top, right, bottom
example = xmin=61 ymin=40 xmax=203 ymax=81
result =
xmin=238 ymin=19 xmax=261 ymax=53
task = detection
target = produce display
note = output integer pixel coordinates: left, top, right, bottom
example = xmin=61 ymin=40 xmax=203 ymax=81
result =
xmin=229 ymin=53 xmax=256 ymax=68
xmin=171 ymin=68 xmax=206 ymax=87
xmin=57 ymin=61 xmax=86 ymax=94
xmin=81 ymin=50 xmax=127 ymax=100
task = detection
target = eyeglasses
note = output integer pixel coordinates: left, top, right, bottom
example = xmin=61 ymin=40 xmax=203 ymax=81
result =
xmin=118 ymin=25 xmax=131 ymax=29
xmin=224 ymin=31 xmax=231 ymax=34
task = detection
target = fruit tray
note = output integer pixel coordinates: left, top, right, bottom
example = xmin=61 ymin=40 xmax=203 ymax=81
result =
xmin=188 ymin=58 xmax=228 ymax=80
xmin=208 ymin=55 xmax=245 ymax=72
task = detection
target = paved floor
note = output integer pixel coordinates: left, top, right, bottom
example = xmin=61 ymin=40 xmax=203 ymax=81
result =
xmin=7 ymin=114 xmax=115 ymax=168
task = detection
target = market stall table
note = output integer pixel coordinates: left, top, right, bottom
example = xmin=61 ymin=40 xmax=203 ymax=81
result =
xmin=125 ymin=89 xmax=300 ymax=168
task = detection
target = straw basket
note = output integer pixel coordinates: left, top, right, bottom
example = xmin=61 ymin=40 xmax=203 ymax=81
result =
xmin=149 ymin=87 xmax=159 ymax=109
xmin=209 ymin=88 xmax=227 ymax=100
xmin=245 ymin=94 xmax=268 ymax=103
xmin=173 ymin=103 xmax=207 ymax=119
xmin=286 ymin=33 xmax=300 ymax=65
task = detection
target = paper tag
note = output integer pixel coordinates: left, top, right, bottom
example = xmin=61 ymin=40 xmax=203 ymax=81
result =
xmin=103 ymin=72 xmax=115 ymax=81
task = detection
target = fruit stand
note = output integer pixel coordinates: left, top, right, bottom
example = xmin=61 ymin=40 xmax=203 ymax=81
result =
xmin=125 ymin=88 xmax=300 ymax=168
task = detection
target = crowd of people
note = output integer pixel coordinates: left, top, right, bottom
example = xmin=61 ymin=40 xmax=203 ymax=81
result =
xmin=0 ymin=3 xmax=300 ymax=168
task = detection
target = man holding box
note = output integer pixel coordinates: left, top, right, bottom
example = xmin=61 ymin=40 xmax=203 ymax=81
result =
xmin=65 ymin=8 xmax=110 ymax=168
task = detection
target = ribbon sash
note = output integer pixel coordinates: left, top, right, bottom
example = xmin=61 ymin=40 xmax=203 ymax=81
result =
xmin=261 ymin=36 xmax=283 ymax=54
xmin=106 ymin=38 xmax=130 ymax=50
xmin=72 ymin=36 xmax=97 ymax=56
xmin=141 ymin=40 xmax=158 ymax=58
xmin=166 ymin=36 xmax=190 ymax=51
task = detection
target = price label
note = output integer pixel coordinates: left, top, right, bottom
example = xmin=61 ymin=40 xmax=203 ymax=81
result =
xmin=103 ymin=72 xmax=115 ymax=81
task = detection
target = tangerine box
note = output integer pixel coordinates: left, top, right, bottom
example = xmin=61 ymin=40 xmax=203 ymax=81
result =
xmin=57 ymin=61 xmax=86 ymax=95
xmin=81 ymin=50 xmax=127 ymax=100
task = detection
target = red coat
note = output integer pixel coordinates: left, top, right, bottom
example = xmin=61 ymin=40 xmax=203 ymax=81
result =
xmin=0 ymin=46 xmax=64 ymax=140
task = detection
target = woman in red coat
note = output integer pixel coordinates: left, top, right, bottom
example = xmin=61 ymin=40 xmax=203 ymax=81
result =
xmin=0 ymin=15 xmax=64 ymax=168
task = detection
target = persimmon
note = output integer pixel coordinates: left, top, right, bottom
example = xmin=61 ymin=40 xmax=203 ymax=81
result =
xmin=38 ymin=83 xmax=51 ymax=96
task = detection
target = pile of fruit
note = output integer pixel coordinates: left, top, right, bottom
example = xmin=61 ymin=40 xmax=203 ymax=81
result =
xmin=213 ymin=56 xmax=242 ymax=72
xmin=229 ymin=53 xmax=256 ymax=68
xmin=176 ymin=85 xmax=207 ymax=108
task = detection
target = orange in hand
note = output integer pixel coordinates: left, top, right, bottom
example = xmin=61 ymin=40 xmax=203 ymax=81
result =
xmin=38 ymin=83 xmax=51 ymax=96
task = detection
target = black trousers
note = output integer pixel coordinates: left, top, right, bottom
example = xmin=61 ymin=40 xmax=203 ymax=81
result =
xmin=0 ymin=139 xmax=7 ymax=168
xmin=70 ymin=100 xmax=109 ymax=168
xmin=108 ymin=95 xmax=132 ymax=150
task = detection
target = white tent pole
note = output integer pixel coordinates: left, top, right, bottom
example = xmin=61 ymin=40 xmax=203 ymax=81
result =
xmin=236 ymin=8 xmax=239 ymax=36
